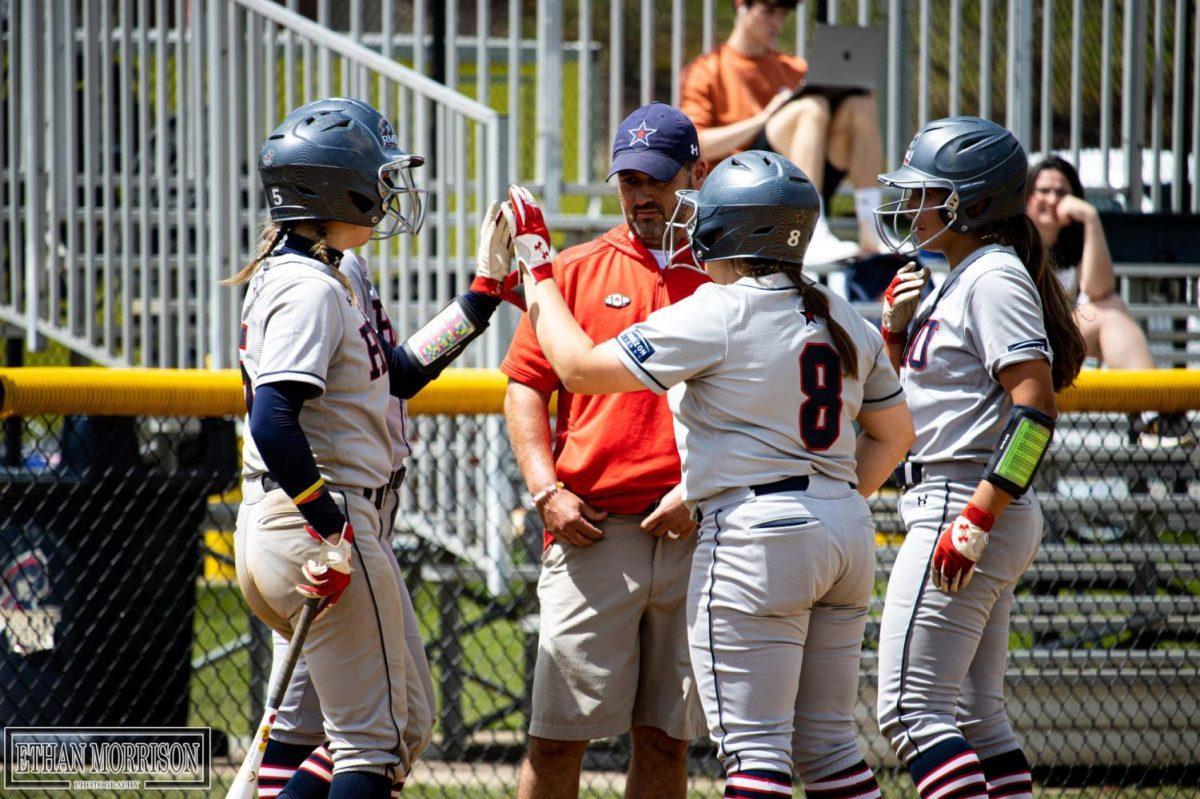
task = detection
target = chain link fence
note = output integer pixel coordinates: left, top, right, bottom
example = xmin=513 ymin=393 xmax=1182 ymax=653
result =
xmin=0 ymin=404 xmax=1197 ymax=796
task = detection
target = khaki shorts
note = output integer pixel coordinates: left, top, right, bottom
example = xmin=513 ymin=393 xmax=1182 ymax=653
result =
xmin=530 ymin=514 xmax=706 ymax=742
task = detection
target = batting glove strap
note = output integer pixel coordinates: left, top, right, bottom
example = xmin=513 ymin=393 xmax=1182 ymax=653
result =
xmin=880 ymin=325 xmax=908 ymax=346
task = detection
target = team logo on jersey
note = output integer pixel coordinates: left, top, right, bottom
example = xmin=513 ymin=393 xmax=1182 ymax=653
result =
xmin=626 ymin=121 xmax=657 ymax=148
xmin=801 ymin=307 xmax=817 ymax=325
xmin=605 ymin=293 xmax=631 ymax=308
xmin=618 ymin=330 xmax=655 ymax=362
xmin=379 ymin=117 xmax=399 ymax=151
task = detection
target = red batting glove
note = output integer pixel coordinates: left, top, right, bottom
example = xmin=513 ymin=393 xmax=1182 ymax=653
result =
xmin=931 ymin=503 xmax=995 ymax=593
xmin=296 ymin=523 xmax=354 ymax=614
xmin=503 ymin=185 xmax=555 ymax=283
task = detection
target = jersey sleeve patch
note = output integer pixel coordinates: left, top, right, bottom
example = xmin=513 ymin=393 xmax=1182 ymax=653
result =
xmin=618 ymin=329 xmax=656 ymax=363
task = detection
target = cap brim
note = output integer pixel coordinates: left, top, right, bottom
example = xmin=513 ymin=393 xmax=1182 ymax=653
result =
xmin=607 ymin=150 xmax=684 ymax=183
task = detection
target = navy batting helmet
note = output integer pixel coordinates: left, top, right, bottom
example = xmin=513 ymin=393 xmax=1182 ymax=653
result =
xmin=874 ymin=115 xmax=1028 ymax=253
xmin=664 ymin=150 xmax=820 ymax=267
xmin=258 ymin=98 xmax=426 ymax=238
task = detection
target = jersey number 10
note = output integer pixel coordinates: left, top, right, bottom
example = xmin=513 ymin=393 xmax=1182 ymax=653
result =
xmin=799 ymin=343 xmax=842 ymax=452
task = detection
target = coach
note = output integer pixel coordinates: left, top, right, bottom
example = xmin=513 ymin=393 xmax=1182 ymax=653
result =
xmin=503 ymin=102 xmax=709 ymax=799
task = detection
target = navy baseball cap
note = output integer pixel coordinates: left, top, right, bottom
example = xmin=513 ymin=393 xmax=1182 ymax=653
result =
xmin=608 ymin=102 xmax=701 ymax=182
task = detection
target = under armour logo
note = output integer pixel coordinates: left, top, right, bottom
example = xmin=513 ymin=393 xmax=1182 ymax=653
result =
xmin=534 ymin=240 xmax=549 ymax=259
xmin=917 ymin=496 xmax=928 ymax=506
xmin=627 ymin=120 xmax=658 ymax=148
xmin=690 ymin=143 xmax=699 ymax=156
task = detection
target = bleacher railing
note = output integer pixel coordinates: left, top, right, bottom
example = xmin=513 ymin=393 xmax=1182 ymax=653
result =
xmin=268 ymin=0 xmax=1200 ymax=213
xmin=0 ymin=0 xmax=505 ymax=370
xmin=0 ymin=366 xmax=1197 ymax=796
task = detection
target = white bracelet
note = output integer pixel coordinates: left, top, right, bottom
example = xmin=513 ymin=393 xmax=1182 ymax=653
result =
xmin=532 ymin=481 xmax=564 ymax=507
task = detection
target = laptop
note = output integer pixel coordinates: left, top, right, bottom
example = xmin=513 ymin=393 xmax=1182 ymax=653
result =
xmin=803 ymin=24 xmax=885 ymax=91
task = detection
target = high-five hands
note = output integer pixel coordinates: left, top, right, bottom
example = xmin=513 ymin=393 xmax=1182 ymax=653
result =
xmin=502 ymin=185 xmax=555 ymax=284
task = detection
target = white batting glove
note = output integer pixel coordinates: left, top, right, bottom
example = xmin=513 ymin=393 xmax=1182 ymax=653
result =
xmin=501 ymin=185 xmax=556 ymax=283
xmin=469 ymin=200 xmax=515 ymax=298
xmin=296 ymin=523 xmax=354 ymax=616
xmin=880 ymin=262 xmax=930 ymax=345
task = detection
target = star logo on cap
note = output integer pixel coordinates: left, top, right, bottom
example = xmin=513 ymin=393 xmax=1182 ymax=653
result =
xmin=627 ymin=121 xmax=658 ymax=148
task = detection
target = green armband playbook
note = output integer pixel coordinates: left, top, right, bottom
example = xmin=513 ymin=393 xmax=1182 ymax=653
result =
xmin=983 ymin=405 xmax=1055 ymax=497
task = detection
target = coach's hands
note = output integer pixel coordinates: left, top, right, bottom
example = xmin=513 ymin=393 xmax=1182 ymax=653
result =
xmin=641 ymin=484 xmax=696 ymax=540
xmin=540 ymin=488 xmax=609 ymax=548
xmin=470 ymin=200 xmax=515 ymax=297
xmin=931 ymin=503 xmax=994 ymax=593
xmin=880 ymin=261 xmax=930 ymax=344
xmin=503 ymin=185 xmax=555 ymax=284
xmin=296 ymin=523 xmax=354 ymax=614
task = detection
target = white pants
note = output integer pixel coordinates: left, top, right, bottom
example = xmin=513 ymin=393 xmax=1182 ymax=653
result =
xmin=688 ymin=476 xmax=875 ymax=780
xmin=876 ymin=480 xmax=1042 ymax=764
xmin=267 ymin=489 xmax=435 ymax=767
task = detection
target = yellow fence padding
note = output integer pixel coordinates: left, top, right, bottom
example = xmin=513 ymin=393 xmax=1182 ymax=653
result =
xmin=0 ymin=367 xmax=1196 ymax=417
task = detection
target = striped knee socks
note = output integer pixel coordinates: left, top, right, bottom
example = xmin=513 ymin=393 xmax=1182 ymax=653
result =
xmin=725 ymin=769 xmax=793 ymax=798
xmin=980 ymin=749 xmax=1033 ymax=799
xmin=805 ymin=761 xmax=882 ymax=799
xmin=909 ymin=738 xmax=988 ymax=799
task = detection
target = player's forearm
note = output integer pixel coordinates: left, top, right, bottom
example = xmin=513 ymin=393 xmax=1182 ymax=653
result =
xmin=697 ymin=117 xmax=766 ymax=161
xmin=885 ymin=340 xmax=906 ymax=374
xmin=249 ymin=382 xmax=347 ymax=536
xmin=527 ymin=281 xmax=603 ymax=390
xmin=854 ymin=431 xmax=908 ymax=497
xmin=387 ymin=290 xmax=503 ymax=398
xmin=504 ymin=382 xmax=559 ymax=494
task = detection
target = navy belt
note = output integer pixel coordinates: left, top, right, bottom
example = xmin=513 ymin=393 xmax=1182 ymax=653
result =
xmin=751 ymin=475 xmax=811 ymax=495
xmin=261 ymin=466 xmax=406 ymax=511
xmin=891 ymin=461 xmax=922 ymax=489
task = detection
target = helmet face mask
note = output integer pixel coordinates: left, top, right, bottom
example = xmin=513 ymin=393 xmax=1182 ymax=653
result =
xmin=873 ymin=179 xmax=959 ymax=254
xmin=373 ymin=154 xmax=428 ymax=240
xmin=662 ymin=189 xmax=700 ymax=266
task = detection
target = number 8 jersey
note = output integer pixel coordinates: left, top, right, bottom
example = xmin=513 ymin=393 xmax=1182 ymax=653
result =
xmin=608 ymin=272 xmax=905 ymax=504
xmin=239 ymin=253 xmax=394 ymax=489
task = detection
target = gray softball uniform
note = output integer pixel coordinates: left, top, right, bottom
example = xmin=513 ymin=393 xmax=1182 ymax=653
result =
xmin=876 ymin=244 xmax=1052 ymax=765
xmin=235 ymin=253 xmax=418 ymax=783
xmin=266 ymin=251 xmax=435 ymax=770
xmin=611 ymin=273 xmax=904 ymax=781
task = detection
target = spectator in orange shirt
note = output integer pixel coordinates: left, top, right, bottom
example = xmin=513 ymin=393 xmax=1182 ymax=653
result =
xmin=503 ymin=102 xmax=710 ymax=799
xmin=680 ymin=0 xmax=884 ymax=264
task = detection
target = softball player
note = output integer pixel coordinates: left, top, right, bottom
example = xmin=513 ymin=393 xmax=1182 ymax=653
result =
xmin=229 ymin=98 xmax=514 ymax=799
xmin=872 ymin=117 xmax=1085 ymax=799
xmin=252 ymin=249 xmax=435 ymax=799
xmin=508 ymin=152 xmax=914 ymax=799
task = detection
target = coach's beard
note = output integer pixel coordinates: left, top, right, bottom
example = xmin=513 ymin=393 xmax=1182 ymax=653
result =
xmin=627 ymin=204 xmax=667 ymax=248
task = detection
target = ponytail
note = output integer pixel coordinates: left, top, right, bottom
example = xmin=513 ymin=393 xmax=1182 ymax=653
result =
xmin=988 ymin=214 xmax=1085 ymax=391
xmin=736 ymin=259 xmax=861 ymax=380
xmin=223 ymin=219 xmax=283 ymax=287
xmin=222 ymin=218 xmax=356 ymax=305
xmin=799 ymin=278 xmax=860 ymax=379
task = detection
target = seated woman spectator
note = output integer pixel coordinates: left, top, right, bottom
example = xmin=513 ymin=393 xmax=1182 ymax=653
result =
xmin=1027 ymin=156 xmax=1194 ymax=447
